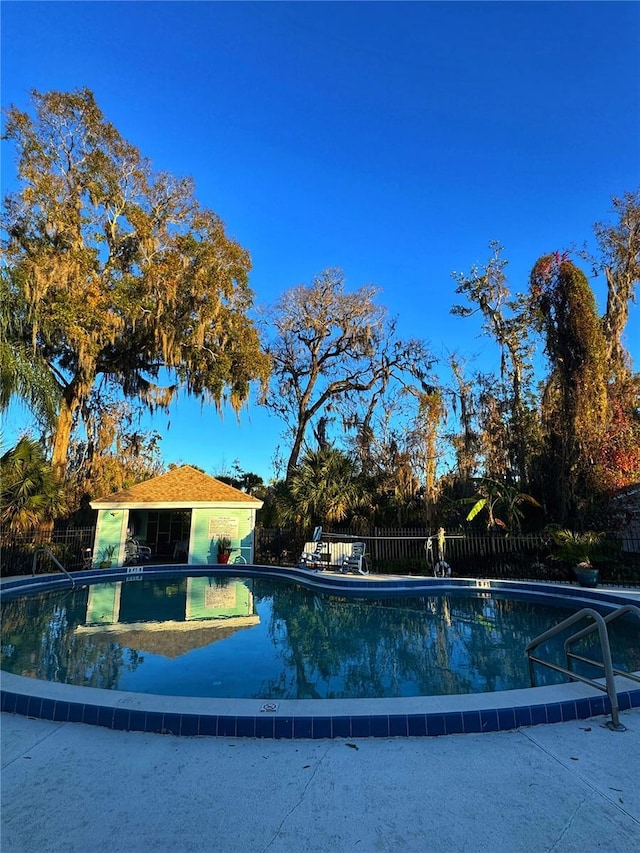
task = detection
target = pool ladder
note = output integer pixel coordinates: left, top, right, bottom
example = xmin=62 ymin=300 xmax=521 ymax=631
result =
xmin=32 ymin=547 xmax=76 ymax=589
xmin=525 ymin=605 xmax=640 ymax=731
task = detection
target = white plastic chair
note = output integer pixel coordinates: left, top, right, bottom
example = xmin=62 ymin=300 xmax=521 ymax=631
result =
xmin=299 ymin=526 xmax=326 ymax=570
xmin=124 ymin=538 xmax=152 ymax=565
xmin=340 ymin=542 xmax=369 ymax=575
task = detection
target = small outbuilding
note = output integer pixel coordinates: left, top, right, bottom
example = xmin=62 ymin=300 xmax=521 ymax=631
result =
xmin=90 ymin=465 xmax=263 ymax=568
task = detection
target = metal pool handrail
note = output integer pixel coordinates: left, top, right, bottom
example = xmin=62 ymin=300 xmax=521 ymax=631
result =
xmin=525 ymin=606 xmax=640 ymax=731
xmin=32 ymin=547 xmax=76 ymax=589
xmin=565 ymin=605 xmax=640 ymax=652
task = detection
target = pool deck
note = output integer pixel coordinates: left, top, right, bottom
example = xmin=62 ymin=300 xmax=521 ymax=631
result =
xmin=2 ymin=708 xmax=639 ymax=852
xmin=2 ymin=567 xmax=639 ymax=740
xmin=2 ymin=568 xmax=640 ymax=850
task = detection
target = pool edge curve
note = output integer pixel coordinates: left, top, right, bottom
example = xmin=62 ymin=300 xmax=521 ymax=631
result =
xmin=2 ymin=565 xmax=639 ymax=739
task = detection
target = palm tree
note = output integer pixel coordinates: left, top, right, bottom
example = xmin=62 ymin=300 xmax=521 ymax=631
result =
xmin=0 ymin=268 xmax=60 ymax=429
xmin=0 ymin=437 xmax=64 ymax=532
xmin=281 ymin=447 xmax=371 ymax=529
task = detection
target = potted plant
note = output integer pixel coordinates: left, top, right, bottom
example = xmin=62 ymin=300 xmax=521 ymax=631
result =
xmin=216 ymin=536 xmax=232 ymax=564
xmin=549 ymin=528 xmax=605 ymax=587
xmin=99 ymin=544 xmax=116 ymax=569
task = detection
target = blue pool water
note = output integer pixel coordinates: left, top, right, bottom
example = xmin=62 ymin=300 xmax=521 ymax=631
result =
xmin=2 ymin=574 xmax=639 ymax=700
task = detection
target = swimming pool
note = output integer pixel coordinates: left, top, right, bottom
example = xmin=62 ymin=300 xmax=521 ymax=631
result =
xmin=2 ymin=565 xmax=639 ymax=738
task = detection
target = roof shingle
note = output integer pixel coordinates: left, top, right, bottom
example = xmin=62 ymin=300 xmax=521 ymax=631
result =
xmin=91 ymin=465 xmax=262 ymax=507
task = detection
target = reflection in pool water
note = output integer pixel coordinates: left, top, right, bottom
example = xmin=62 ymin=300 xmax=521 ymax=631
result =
xmin=2 ymin=575 xmax=639 ymax=700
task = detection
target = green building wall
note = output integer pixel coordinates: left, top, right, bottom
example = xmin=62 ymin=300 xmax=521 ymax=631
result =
xmin=91 ymin=505 xmax=258 ymax=567
xmin=93 ymin=509 xmax=129 ymax=568
xmin=185 ymin=578 xmax=253 ymax=619
xmin=190 ymin=508 xmax=256 ymax=565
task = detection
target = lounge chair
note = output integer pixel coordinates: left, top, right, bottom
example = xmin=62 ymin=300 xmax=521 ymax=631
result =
xmin=340 ymin=542 xmax=369 ymax=575
xmin=299 ymin=526 xmax=327 ymax=570
xmin=173 ymin=539 xmax=189 ymax=560
xmin=124 ymin=537 xmax=152 ymax=565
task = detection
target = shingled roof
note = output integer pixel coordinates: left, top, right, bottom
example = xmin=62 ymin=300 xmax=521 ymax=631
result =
xmin=91 ymin=465 xmax=263 ymax=508
xmin=75 ymin=616 xmax=261 ymax=658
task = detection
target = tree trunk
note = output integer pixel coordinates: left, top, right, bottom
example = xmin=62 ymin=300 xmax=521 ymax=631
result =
xmin=603 ymin=267 xmax=631 ymax=377
xmin=285 ymin=420 xmax=308 ymax=485
xmin=50 ymin=390 xmax=80 ymax=482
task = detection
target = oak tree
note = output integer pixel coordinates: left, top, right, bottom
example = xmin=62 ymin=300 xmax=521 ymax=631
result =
xmin=2 ymin=89 xmax=270 ymax=479
xmin=261 ymin=268 xmax=435 ymax=484
xmin=590 ymin=190 xmax=639 ymax=378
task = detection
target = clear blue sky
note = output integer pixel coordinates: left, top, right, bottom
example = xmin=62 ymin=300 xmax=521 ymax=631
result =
xmin=2 ymin=1 xmax=639 ymax=482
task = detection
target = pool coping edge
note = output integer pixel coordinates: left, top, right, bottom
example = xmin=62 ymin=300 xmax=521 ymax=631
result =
xmin=2 ymin=566 xmax=639 ymax=738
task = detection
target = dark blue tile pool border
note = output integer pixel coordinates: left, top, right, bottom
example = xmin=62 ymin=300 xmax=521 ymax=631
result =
xmin=3 ymin=567 xmax=639 ymax=738
xmin=3 ymin=687 xmax=639 ymax=739
xmin=3 ymin=564 xmax=639 ymax=612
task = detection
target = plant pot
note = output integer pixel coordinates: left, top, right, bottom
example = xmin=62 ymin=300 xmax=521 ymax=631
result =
xmin=99 ymin=560 xmax=112 ymax=569
xmin=217 ymin=553 xmax=230 ymax=564
xmin=574 ymin=566 xmax=599 ymax=587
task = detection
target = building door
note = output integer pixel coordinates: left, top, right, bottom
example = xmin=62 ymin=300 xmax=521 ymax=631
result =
xmin=145 ymin=510 xmax=191 ymax=560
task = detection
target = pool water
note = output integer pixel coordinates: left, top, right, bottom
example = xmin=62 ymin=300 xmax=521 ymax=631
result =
xmin=2 ymin=575 xmax=639 ymax=700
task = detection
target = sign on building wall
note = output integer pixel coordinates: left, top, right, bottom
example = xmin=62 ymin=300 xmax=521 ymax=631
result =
xmin=190 ymin=509 xmax=254 ymax=566
xmin=208 ymin=515 xmax=240 ymax=541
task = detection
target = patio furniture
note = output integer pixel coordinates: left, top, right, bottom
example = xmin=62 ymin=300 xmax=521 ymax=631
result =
xmin=339 ymin=542 xmax=369 ymax=575
xmin=173 ymin=539 xmax=189 ymax=559
xmin=299 ymin=527 xmax=327 ymax=570
xmin=124 ymin=537 xmax=152 ymax=565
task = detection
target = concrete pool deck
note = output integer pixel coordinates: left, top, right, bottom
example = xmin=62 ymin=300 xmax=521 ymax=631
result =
xmin=2 ymin=708 xmax=639 ymax=852
xmin=2 ymin=571 xmax=640 ymax=850
xmin=2 ymin=568 xmax=639 ymax=739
